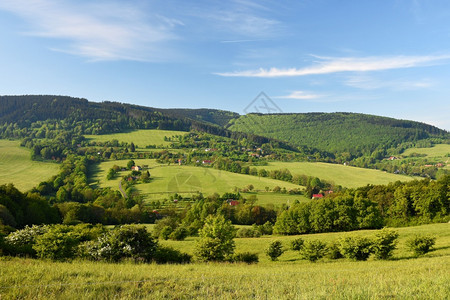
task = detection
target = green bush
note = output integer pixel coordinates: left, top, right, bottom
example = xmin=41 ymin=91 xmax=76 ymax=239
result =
xmin=236 ymin=227 xmax=261 ymax=238
xmin=266 ymin=240 xmax=284 ymax=261
xmin=406 ymin=235 xmax=436 ymax=256
xmin=33 ymin=225 xmax=80 ymax=260
xmin=194 ymin=215 xmax=236 ymax=262
xmin=95 ymin=225 xmax=158 ymax=262
xmin=233 ymin=252 xmax=259 ymax=264
xmin=153 ymin=246 xmax=191 ymax=264
xmin=169 ymin=226 xmax=188 ymax=241
xmin=326 ymin=241 xmax=343 ymax=259
xmin=290 ymin=238 xmax=304 ymax=251
xmin=339 ymin=236 xmax=373 ymax=261
xmin=372 ymin=228 xmax=399 ymax=260
xmin=159 ymin=226 xmax=173 ymax=240
xmin=299 ymin=240 xmax=327 ymax=262
xmin=4 ymin=225 xmax=48 ymax=257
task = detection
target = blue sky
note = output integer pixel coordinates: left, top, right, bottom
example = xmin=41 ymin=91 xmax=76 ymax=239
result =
xmin=1 ymin=0 xmax=450 ymax=129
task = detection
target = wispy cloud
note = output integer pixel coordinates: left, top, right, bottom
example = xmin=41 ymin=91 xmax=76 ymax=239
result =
xmin=276 ymin=90 xmax=324 ymax=100
xmin=345 ymin=75 xmax=435 ymax=90
xmin=189 ymin=0 xmax=281 ymax=40
xmin=215 ymin=54 xmax=450 ymax=77
xmin=0 ymin=0 xmax=181 ymax=61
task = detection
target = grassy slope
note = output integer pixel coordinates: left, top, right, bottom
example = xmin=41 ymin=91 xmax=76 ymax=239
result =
xmin=1 ymin=223 xmax=448 ymax=299
xmin=91 ymin=159 xmax=309 ymax=205
xmin=84 ymin=129 xmax=188 ymax=148
xmin=253 ymin=161 xmax=417 ymax=188
xmin=403 ymin=144 xmax=450 ymax=158
xmin=0 ymin=140 xmax=60 ymax=191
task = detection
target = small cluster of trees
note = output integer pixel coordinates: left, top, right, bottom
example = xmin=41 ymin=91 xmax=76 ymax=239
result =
xmin=275 ymin=176 xmax=450 ymax=235
xmin=266 ymin=228 xmax=436 ymax=262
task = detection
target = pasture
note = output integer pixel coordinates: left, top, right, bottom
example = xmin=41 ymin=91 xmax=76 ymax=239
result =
xmin=0 ymin=140 xmax=60 ymax=191
xmin=90 ymin=159 xmax=309 ymax=206
xmin=84 ymin=129 xmax=188 ymax=148
xmin=253 ymin=161 xmax=417 ymax=188
xmin=1 ymin=223 xmax=448 ymax=299
xmin=402 ymin=143 xmax=450 ymax=158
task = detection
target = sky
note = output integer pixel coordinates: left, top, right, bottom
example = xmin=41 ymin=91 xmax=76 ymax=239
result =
xmin=0 ymin=0 xmax=450 ymax=130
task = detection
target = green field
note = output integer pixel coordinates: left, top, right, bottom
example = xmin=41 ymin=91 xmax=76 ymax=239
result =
xmin=85 ymin=129 xmax=188 ymax=148
xmin=403 ymin=143 xmax=450 ymax=158
xmin=0 ymin=140 xmax=60 ymax=191
xmin=253 ymin=161 xmax=417 ymax=188
xmin=91 ymin=159 xmax=309 ymax=205
xmin=1 ymin=223 xmax=448 ymax=299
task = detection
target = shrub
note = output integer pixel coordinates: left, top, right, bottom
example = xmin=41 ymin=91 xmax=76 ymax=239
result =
xmin=233 ymin=252 xmax=259 ymax=264
xmin=169 ymin=226 xmax=188 ymax=241
xmin=406 ymin=235 xmax=436 ymax=256
xmin=290 ymin=238 xmax=304 ymax=251
xmin=159 ymin=226 xmax=173 ymax=240
xmin=95 ymin=225 xmax=158 ymax=262
xmin=266 ymin=240 xmax=284 ymax=261
xmin=326 ymin=241 xmax=343 ymax=259
xmin=153 ymin=246 xmax=191 ymax=264
xmin=339 ymin=236 xmax=373 ymax=261
xmin=236 ymin=227 xmax=261 ymax=238
xmin=299 ymin=240 xmax=327 ymax=262
xmin=194 ymin=215 xmax=236 ymax=262
xmin=372 ymin=228 xmax=399 ymax=260
xmin=33 ymin=225 xmax=80 ymax=260
xmin=4 ymin=225 xmax=48 ymax=257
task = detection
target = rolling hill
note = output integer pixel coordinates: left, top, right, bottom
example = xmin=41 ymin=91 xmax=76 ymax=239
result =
xmin=228 ymin=112 xmax=448 ymax=156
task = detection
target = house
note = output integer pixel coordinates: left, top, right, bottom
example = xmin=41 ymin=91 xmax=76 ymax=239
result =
xmin=131 ymin=166 xmax=142 ymax=171
xmin=227 ymin=199 xmax=239 ymax=206
xmin=312 ymin=194 xmax=323 ymax=199
xmin=388 ymin=156 xmax=399 ymax=161
xmin=202 ymin=160 xmax=213 ymax=164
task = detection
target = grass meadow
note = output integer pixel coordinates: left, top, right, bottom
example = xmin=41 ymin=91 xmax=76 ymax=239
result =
xmin=90 ymin=159 xmax=309 ymax=206
xmin=402 ymin=143 xmax=450 ymax=158
xmin=0 ymin=140 xmax=60 ymax=191
xmin=253 ymin=161 xmax=417 ymax=188
xmin=1 ymin=223 xmax=449 ymax=299
xmin=84 ymin=129 xmax=188 ymax=148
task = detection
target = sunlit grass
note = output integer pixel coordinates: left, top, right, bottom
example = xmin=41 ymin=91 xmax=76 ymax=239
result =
xmin=1 ymin=223 xmax=449 ymax=299
xmin=0 ymin=140 xmax=60 ymax=191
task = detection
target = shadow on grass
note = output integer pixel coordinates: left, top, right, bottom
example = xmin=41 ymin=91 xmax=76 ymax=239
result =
xmin=87 ymin=163 xmax=101 ymax=188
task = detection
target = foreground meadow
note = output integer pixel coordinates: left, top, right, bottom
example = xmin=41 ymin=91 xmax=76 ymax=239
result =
xmin=1 ymin=223 xmax=449 ymax=299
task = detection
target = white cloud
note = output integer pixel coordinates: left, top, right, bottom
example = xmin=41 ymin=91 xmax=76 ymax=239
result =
xmin=345 ymin=75 xmax=435 ymax=90
xmin=276 ymin=90 xmax=324 ymax=100
xmin=0 ymin=0 xmax=181 ymax=61
xmin=215 ymin=55 xmax=450 ymax=77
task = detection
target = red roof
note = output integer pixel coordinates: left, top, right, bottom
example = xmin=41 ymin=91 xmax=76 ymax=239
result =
xmin=312 ymin=194 xmax=323 ymax=199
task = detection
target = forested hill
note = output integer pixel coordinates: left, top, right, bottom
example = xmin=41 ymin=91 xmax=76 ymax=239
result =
xmin=227 ymin=113 xmax=449 ymax=157
xmin=0 ymin=95 xmax=288 ymax=148
xmin=155 ymin=108 xmax=239 ymax=127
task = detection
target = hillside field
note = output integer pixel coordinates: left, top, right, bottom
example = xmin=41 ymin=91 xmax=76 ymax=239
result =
xmin=90 ymin=159 xmax=309 ymax=206
xmin=403 ymin=143 xmax=450 ymax=158
xmin=84 ymin=129 xmax=188 ymax=148
xmin=0 ymin=140 xmax=60 ymax=191
xmin=1 ymin=223 xmax=448 ymax=299
xmin=253 ymin=161 xmax=417 ymax=188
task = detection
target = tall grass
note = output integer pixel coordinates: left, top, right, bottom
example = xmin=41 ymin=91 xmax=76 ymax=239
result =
xmin=1 ymin=223 xmax=448 ymax=299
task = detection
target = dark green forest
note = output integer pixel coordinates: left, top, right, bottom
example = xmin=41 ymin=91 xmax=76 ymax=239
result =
xmin=228 ymin=112 xmax=449 ymax=160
